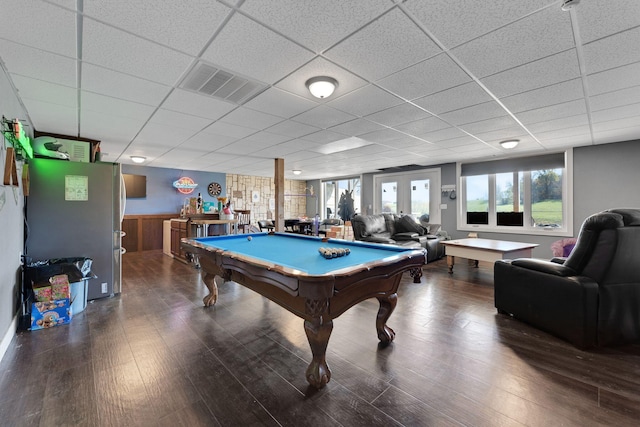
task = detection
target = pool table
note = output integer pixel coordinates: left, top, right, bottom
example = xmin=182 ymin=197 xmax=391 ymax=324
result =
xmin=181 ymin=232 xmax=427 ymax=389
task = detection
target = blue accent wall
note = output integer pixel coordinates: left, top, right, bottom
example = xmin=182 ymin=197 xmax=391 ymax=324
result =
xmin=122 ymin=164 xmax=226 ymax=215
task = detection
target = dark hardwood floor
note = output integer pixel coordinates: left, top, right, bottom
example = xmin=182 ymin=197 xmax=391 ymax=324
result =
xmin=2 ymin=251 xmax=639 ymax=426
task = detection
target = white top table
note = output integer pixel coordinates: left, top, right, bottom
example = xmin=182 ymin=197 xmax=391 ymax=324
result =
xmin=440 ymin=238 xmax=538 ymax=274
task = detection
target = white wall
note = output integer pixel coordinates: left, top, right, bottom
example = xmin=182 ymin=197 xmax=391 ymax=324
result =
xmin=0 ymin=64 xmax=28 ymax=360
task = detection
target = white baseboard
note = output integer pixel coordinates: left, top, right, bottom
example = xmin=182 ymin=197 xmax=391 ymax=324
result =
xmin=0 ymin=314 xmax=18 ymax=364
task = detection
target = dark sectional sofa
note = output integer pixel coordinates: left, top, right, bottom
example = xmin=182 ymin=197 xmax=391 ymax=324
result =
xmin=350 ymin=213 xmax=445 ymax=263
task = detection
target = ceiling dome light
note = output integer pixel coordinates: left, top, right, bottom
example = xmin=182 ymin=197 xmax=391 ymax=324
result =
xmin=305 ymin=76 xmax=338 ymax=99
xmin=561 ymin=0 xmax=580 ymax=11
xmin=292 ymin=170 xmax=302 ymax=175
xmin=130 ymin=156 xmax=146 ymax=163
xmin=500 ymin=139 xmax=519 ymax=149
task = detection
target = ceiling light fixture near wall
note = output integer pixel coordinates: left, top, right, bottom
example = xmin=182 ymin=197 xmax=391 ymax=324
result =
xmin=292 ymin=170 xmax=302 ymax=175
xmin=561 ymin=0 xmax=580 ymax=11
xmin=500 ymin=139 xmax=519 ymax=149
xmin=130 ymin=156 xmax=146 ymax=164
xmin=305 ymin=76 xmax=338 ymax=99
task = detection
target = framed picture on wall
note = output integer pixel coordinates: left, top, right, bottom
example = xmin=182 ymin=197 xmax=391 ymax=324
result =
xmin=269 ymin=198 xmax=275 ymax=210
xmin=252 ymin=190 xmax=260 ymax=203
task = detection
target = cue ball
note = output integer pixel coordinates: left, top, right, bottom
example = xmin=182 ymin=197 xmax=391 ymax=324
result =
xmin=247 ymin=236 xmax=252 ymax=241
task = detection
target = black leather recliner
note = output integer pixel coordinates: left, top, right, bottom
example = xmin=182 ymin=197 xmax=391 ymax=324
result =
xmin=494 ymin=208 xmax=640 ymax=348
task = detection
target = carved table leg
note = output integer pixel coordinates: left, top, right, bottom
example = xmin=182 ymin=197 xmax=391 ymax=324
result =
xmin=304 ymin=299 xmax=333 ymax=388
xmin=201 ymin=272 xmax=219 ymax=306
xmin=408 ymin=267 xmax=423 ymax=283
xmin=376 ymin=293 xmax=397 ymax=344
xmin=447 ymin=255 xmax=455 ymax=274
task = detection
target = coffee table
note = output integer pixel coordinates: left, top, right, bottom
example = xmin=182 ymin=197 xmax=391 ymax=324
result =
xmin=440 ymin=238 xmax=538 ymax=274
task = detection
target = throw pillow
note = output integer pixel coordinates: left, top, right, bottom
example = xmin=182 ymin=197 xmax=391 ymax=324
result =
xmin=396 ymin=215 xmax=426 ymax=235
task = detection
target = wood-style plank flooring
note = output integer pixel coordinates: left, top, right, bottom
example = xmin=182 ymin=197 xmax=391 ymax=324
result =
xmin=1 ymin=250 xmax=639 ymax=426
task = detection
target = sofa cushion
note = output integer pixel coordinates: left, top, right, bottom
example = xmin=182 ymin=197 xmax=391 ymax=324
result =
xmin=396 ymin=215 xmax=426 ymax=235
xmin=359 ymin=214 xmax=387 ymax=236
xmin=383 ymin=214 xmax=398 ymax=236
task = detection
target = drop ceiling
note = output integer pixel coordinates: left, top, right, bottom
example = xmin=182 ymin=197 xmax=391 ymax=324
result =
xmin=1 ymin=0 xmax=639 ymax=179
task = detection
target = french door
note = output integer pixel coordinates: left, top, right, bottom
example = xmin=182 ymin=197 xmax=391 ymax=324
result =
xmin=373 ymin=168 xmax=441 ymax=223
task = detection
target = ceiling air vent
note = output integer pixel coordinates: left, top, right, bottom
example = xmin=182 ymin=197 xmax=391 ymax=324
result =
xmin=180 ymin=62 xmax=267 ymax=105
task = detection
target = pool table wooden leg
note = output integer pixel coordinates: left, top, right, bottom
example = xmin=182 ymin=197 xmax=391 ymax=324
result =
xmin=409 ymin=267 xmax=422 ymax=283
xmin=201 ymin=272 xmax=219 ymax=306
xmin=376 ymin=293 xmax=397 ymax=344
xmin=304 ymin=316 xmax=333 ymax=389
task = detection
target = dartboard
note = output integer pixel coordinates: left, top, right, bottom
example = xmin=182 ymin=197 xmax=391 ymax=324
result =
xmin=207 ymin=182 xmax=222 ymax=196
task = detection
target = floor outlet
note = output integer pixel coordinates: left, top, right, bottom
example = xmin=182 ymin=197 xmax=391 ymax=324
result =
xmin=101 ymin=282 xmax=108 ymax=293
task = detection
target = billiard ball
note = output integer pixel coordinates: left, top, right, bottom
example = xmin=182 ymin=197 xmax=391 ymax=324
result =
xmin=247 ymin=236 xmax=252 ymax=241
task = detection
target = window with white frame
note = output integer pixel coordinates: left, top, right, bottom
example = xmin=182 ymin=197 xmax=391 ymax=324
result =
xmin=458 ymin=150 xmax=573 ymax=236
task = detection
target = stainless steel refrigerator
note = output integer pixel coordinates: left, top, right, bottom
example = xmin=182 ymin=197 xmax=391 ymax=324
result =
xmin=26 ymin=158 xmax=124 ymax=300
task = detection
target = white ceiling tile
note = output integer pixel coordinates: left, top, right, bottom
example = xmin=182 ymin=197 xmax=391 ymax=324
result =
xmin=83 ymin=1 xmax=231 ymax=55
xmin=501 ymin=78 xmax=585 ymax=113
xmin=217 ymin=138 xmax=280 ymax=155
xmin=395 ymin=116 xmax=451 ymax=135
xmin=83 ymin=19 xmax=192 ymax=86
xmin=292 ymin=105 xmax=356 ymax=129
xmin=459 ymin=116 xmax=522 ymax=134
xmin=134 ymin=121 xmax=197 ymax=148
xmin=82 ymin=64 xmax=171 ymax=106
xmin=221 ymin=108 xmax=283 ymax=131
xmin=527 ymin=114 xmax=589 ymax=133
xmin=590 ymin=86 xmax=640 ymax=112
xmin=593 ymin=123 xmax=640 ymax=144
xmin=23 ymin=99 xmax=77 ymax=135
xmin=328 ymin=119 xmax=386 ymax=137
xmin=82 ymin=92 xmax=155 ymax=120
xmin=517 ymin=99 xmax=588 ymax=125
xmin=152 ymin=109 xmax=214 ymax=134
xmin=451 ymin=6 xmax=573 ymax=78
xmin=240 ymin=0 xmax=392 ymax=53
xmin=264 ymin=120 xmax=320 ymax=139
xmin=202 ymin=121 xmax=257 ymax=139
xmin=439 ymin=101 xmax=508 ymax=126
xmin=329 ymin=84 xmax=403 ymax=117
xmin=80 ymin=110 xmax=145 ymax=144
xmin=161 ymin=89 xmax=236 ymax=121
xmin=583 ymin=26 xmax=640 ymax=74
xmin=474 ymin=127 xmax=529 ymax=145
xmin=180 ymin=132 xmax=238 ymax=152
xmin=243 ymin=88 xmax=316 ymax=119
xmin=420 ymin=127 xmax=469 ymax=143
xmin=301 ymin=130 xmax=348 ymax=145
xmin=378 ymin=53 xmax=471 ymax=100
xmin=574 ymin=0 xmax=640 ymax=44
xmin=0 ymin=0 xmax=76 ymax=57
xmin=11 ymin=76 xmax=77 ymax=108
xmin=404 ymin=0 xmax=553 ymax=48
xmin=325 ymin=8 xmax=442 ymax=81
xmin=359 ymin=128 xmax=407 ymax=144
xmin=201 ymin=13 xmax=314 ymax=85
xmin=433 ymin=136 xmax=480 ymax=148
xmin=481 ymin=49 xmax=581 ymax=98
xmin=591 ymin=103 xmax=640 ymax=123
xmin=413 ymin=81 xmax=492 ymax=115
xmin=587 ymin=62 xmax=640 ymax=95
xmin=364 ymin=103 xmax=432 ymax=127
xmin=1 ymin=41 xmax=77 ymax=88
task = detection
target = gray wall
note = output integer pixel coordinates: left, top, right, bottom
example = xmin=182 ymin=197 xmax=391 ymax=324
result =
xmin=0 ymin=65 xmax=28 ymax=357
xmin=122 ymin=164 xmax=226 ymax=215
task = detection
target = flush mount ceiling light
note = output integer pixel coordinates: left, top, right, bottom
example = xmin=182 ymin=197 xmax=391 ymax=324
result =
xmin=500 ymin=139 xmax=520 ymax=149
xmin=130 ymin=156 xmax=146 ymax=163
xmin=305 ymin=76 xmax=338 ymax=99
xmin=292 ymin=170 xmax=302 ymax=175
xmin=561 ymin=0 xmax=580 ymax=11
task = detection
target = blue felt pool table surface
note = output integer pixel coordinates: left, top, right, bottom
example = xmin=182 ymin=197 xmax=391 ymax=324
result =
xmin=190 ymin=232 xmax=415 ymax=275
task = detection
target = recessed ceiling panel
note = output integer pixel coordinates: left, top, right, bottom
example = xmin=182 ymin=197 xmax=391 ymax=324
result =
xmin=582 ymin=27 xmax=640 ymax=75
xmin=161 ymin=89 xmax=236 ymax=121
xmin=0 ymin=41 xmax=77 ymax=88
xmin=243 ymin=88 xmax=317 ymax=119
xmin=413 ymin=81 xmax=492 ymax=115
xmin=329 ymin=84 xmax=403 ymax=117
xmin=82 ymin=64 xmax=171 ymax=106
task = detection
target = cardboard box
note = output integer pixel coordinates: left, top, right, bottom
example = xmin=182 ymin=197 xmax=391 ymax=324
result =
xmin=33 ymin=284 xmax=52 ymax=302
xmin=30 ymin=299 xmax=72 ymax=330
xmin=50 ymin=274 xmax=71 ymax=300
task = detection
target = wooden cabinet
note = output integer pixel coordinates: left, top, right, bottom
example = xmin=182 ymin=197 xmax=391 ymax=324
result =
xmin=170 ymin=219 xmax=188 ymax=263
xmin=122 ymin=214 xmax=178 ymax=253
